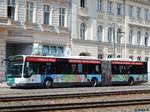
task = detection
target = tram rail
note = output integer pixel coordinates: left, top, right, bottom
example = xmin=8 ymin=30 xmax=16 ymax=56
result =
xmin=1 ymin=89 xmax=150 ymax=102
xmin=1 ymin=98 xmax=150 ymax=112
xmin=0 ymin=89 xmax=150 ymax=102
xmin=1 ymin=89 xmax=150 ymax=111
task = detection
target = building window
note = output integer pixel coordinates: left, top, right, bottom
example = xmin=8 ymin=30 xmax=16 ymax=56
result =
xmin=108 ymin=54 xmax=112 ymax=58
xmin=117 ymin=28 xmax=121 ymax=44
xmin=7 ymin=0 xmax=16 ymax=20
xmin=117 ymin=3 xmax=122 ymax=15
xmin=129 ymin=30 xmax=133 ymax=44
xmin=137 ymin=7 xmax=141 ymax=19
xmin=80 ymin=23 xmax=86 ymax=40
xmin=80 ymin=0 xmax=85 ymax=8
xmin=107 ymin=0 xmax=113 ymax=14
xmin=97 ymin=0 xmax=102 ymax=11
xmin=43 ymin=5 xmax=50 ymax=25
xmin=59 ymin=8 xmax=65 ymax=27
xmin=128 ymin=5 xmax=133 ymax=18
xmin=145 ymin=57 xmax=149 ymax=62
xmin=97 ymin=25 xmax=102 ymax=41
xmin=137 ymin=56 xmax=141 ymax=61
xmin=108 ymin=27 xmax=113 ymax=42
xmin=144 ymin=9 xmax=149 ymax=21
xmin=137 ymin=31 xmax=141 ymax=45
xmin=98 ymin=54 xmax=103 ymax=59
xmin=129 ymin=56 xmax=133 ymax=60
xmin=58 ymin=47 xmax=64 ymax=56
xmin=42 ymin=45 xmax=64 ymax=56
xmin=51 ymin=46 xmax=57 ymax=56
xmin=42 ymin=45 xmax=49 ymax=56
xmin=117 ymin=55 xmax=121 ymax=58
xmin=145 ymin=32 xmax=149 ymax=47
xmin=26 ymin=1 xmax=33 ymax=23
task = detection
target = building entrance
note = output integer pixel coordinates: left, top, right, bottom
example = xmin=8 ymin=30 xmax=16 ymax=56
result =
xmin=6 ymin=42 xmax=32 ymax=58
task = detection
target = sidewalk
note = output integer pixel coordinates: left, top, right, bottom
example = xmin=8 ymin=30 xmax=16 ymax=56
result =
xmin=0 ymin=82 xmax=9 ymax=88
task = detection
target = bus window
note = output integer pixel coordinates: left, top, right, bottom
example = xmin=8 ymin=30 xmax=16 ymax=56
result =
xmin=112 ymin=65 xmax=117 ymax=74
xmin=71 ymin=64 xmax=77 ymax=74
xmin=83 ymin=64 xmax=88 ymax=74
xmin=56 ymin=63 xmax=63 ymax=74
xmin=56 ymin=61 xmax=69 ymax=74
xmin=83 ymin=64 xmax=100 ymax=74
xmin=95 ymin=65 xmax=100 ymax=74
xmin=89 ymin=64 xmax=100 ymax=74
xmin=78 ymin=64 xmax=83 ymax=74
xmin=112 ymin=64 xmax=128 ymax=74
xmin=46 ymin=63 xmax=52 ymax=74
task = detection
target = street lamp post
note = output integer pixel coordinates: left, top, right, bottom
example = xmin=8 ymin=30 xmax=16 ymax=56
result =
xmin=112 ymin=23 xmax=125 ymax=58
xmin=117 ymin=29 xmax=125 ymax=58
xmin=112 ymin=24 xmax=116 ymax=58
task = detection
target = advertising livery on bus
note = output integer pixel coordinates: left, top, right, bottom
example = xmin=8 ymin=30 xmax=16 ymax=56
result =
xmin=5 ymin=55 xmax=148 ymax=88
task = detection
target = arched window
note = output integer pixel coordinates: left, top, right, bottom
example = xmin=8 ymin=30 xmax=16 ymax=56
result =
xmin=129 ymin=30 xmax=133 ymax=44
xmin=137 ymin=56 xmax=141 ymax=61
xmin=129 ymin=56 xmax=133 ymax=60
xmin=80 ymin=0 xmax=85 ymax=8
xmin=108 ymin=54 xmax=112 ymax=58
xmin=80 ymin=23 xmax=85 ymax=40
xmin=108 ymin=27 xmax=112 ymax=42
xmin=145 ymin=32 xmax=149 ymax=46
xmin=137 ymin=31 xmax=141 ymax=45
xmin=97 ymin=25 xmax=102 ymax=41
xmin=117 ymin=55 xmax=121 ymax=58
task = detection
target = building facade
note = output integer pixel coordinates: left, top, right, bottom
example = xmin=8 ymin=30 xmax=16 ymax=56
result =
xmin=71 ymin=0 xmax=150 ymax=59
xmin=0 ymin=0 xmax=150 ymax=82
xmin=71 ymin=0 xmax=150 ymax=80
xmin=0 ymin=0 xmax=71 ymax=81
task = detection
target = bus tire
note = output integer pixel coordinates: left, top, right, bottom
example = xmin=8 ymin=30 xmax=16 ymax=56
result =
xmin=44 ymin=78 xmax=53 ymax=88
xmin=128 ymin=78 xmax=134 ymax=86
xmin=91 ymin=78 xmax=98 ymax=87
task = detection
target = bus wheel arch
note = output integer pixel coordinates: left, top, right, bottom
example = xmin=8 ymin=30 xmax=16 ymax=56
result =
xmin=90 ymin=77 xmax=98 ymax=87
xmin=44 ymin=77 xmax=53 ymax=88
xmin=128 ymin=77 xmax=134 ymax=86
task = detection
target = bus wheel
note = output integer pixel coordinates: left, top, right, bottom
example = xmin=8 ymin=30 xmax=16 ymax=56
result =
xmin=44 ymin=79 xmax=53 ymax=88
xmin=128 ymin=78 xmax=134 ymax=86
xmin=91 ymin=78 xmax=98 ymax=87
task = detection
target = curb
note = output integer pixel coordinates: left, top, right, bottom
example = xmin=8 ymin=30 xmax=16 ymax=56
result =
xmin=0 ymin=82 xmax=9 ymax=88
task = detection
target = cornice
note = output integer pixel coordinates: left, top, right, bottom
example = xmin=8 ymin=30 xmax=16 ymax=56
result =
xmin=130 ymin=0 xmax=150 ymax=6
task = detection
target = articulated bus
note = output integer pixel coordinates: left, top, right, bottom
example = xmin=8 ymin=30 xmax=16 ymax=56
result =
xmin=5 ymin=55 xmax=148 ymax=88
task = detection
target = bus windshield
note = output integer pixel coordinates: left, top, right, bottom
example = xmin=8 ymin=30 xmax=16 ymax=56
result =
xmin=6 ymin=56 xmax=23 ymax=77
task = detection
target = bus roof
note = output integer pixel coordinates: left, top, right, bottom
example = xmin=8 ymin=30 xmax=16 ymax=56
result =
xmin=13 ymin=55 xmax=100 ymax=61
xmin=103 ymin=58 xmax=146 ymax=62
xmin=24 ymin=55 xmax=101 ymax=64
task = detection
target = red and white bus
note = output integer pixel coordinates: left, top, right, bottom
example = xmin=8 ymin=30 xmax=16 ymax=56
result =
xmin=5 ymin=55 xmax=148 ymax=88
